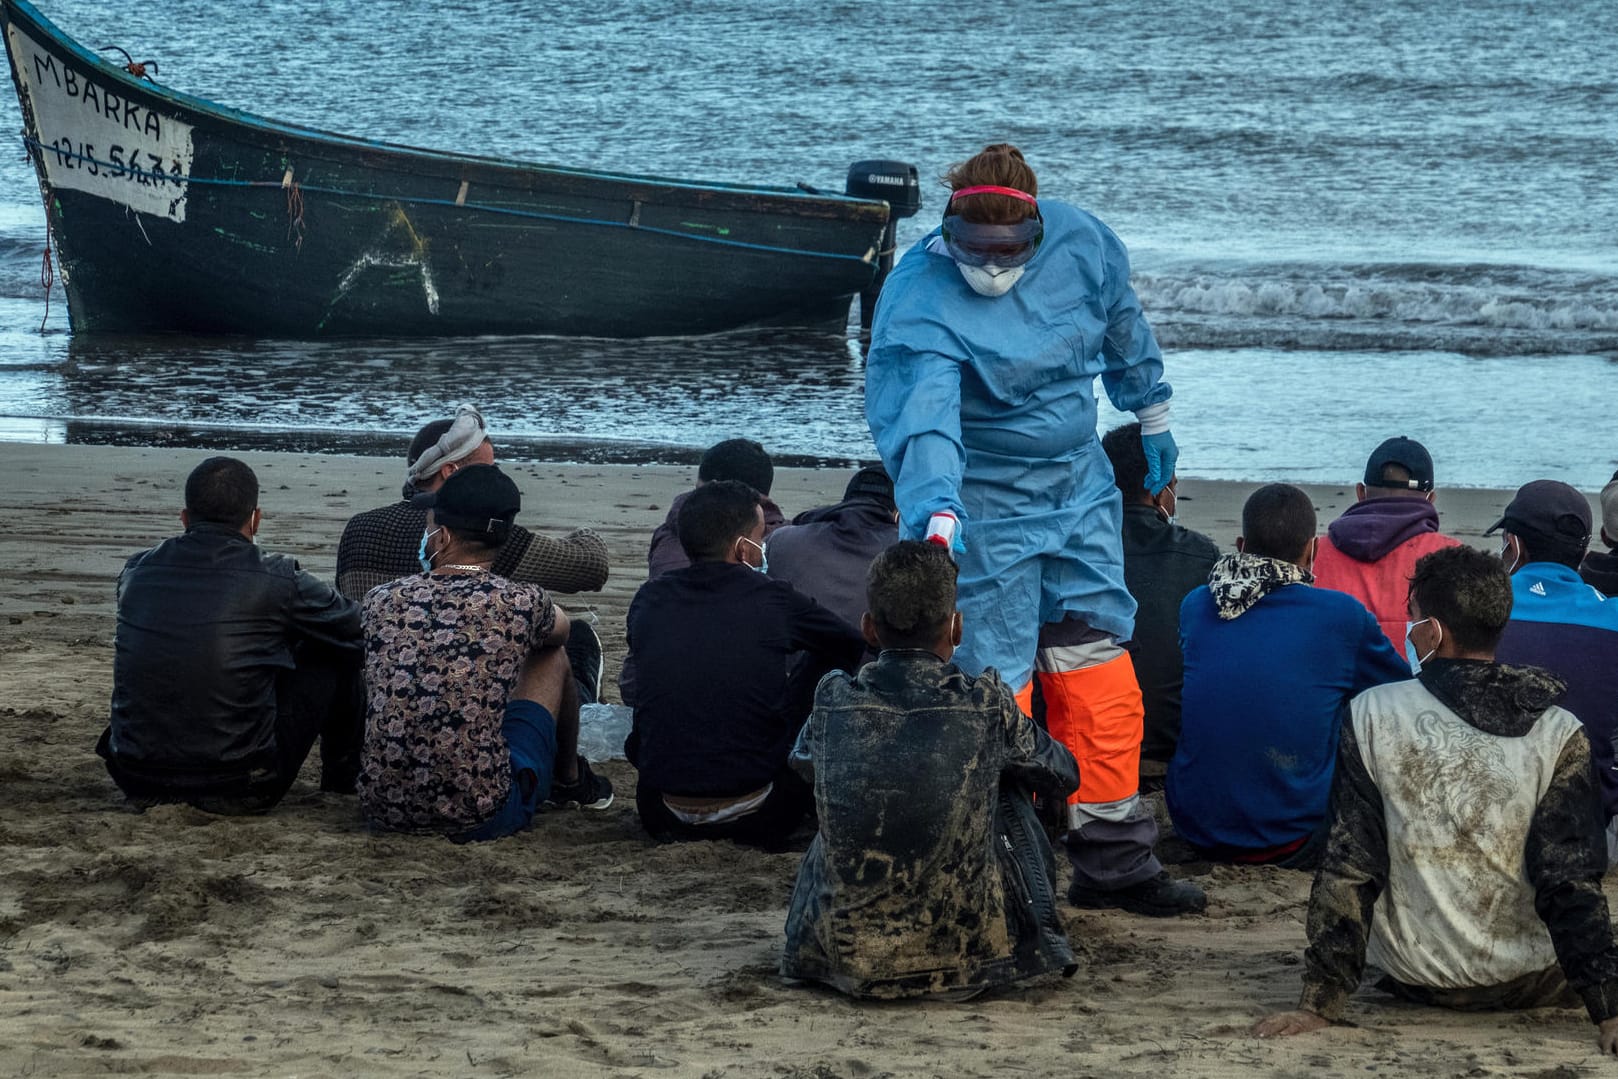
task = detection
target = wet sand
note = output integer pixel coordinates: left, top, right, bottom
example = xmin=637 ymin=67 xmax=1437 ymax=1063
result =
xmin=2 ymin=443 xmax=1611 ymax=1077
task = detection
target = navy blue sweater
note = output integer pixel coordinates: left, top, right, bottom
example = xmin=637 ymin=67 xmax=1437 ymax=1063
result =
xmin=1167 ymin=582 xmax=1409 ymax=852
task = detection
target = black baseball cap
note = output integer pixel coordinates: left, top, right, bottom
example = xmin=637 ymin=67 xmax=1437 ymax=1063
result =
xmin=1363 ymin=436 xmax=1434 ymax=492
xmin=411 ymin=464 xmax=521 ymax=536
xmin=1484 ymin=479 xmax=1591 ymax=545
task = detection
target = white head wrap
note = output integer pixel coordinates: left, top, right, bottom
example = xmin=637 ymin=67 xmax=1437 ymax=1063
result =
xmin=407 ymin=404 xmax=487 ymax=486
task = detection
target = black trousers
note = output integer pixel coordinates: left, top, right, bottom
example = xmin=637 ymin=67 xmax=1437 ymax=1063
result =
xmin=102 ymin=643 xmax=364 ymax=814
xmin=636 ymin=766 xmax=812 ymax=851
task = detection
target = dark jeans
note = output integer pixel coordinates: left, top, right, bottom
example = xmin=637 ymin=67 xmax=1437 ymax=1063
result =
xmin=1187 ymin=816 xmax=1330 ymax=871
xmin=1378 ymin=965 xmax=1578 ymax=1011
xmin=636 ymin=767 xmax=812 ymax=850
xmin=101 ymin=643 xmax=364 ymax=815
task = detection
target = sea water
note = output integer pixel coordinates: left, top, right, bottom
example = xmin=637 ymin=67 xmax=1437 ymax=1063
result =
xmin=0 ymin=0 xmax=1614 ymax=487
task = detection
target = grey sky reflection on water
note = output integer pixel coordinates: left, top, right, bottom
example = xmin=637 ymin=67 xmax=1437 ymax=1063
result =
xmin=40 ymin=328 xmax=875 ymax=465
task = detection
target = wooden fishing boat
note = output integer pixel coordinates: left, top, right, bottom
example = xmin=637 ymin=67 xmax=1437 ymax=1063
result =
xmin=1 ymin=0 xmax=914 ymax=337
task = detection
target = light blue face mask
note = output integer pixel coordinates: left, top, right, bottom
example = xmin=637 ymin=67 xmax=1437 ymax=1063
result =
xmin=739 ymin=536 xmax=769 ymax=575
xmin=418 ymin=527 xmax=442 ymax=573
xmin=1404 ymin=618 xmax=1439 ymax=674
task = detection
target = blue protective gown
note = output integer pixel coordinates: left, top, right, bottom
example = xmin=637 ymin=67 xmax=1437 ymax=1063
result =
xmin=866 ymin=201 xmax=1171 ymax=691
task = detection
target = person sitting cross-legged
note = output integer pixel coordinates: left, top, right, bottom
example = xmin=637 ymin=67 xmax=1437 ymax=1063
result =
xmin=646 ymin=437 xmax=787 ymax=579
xmin=99 ymin=456 xmax=365 ymax=814
xmin=1490 ymin=480 xmax=1618 ymax=858
xmin=336 ymin=404 xmax=610 ymax=702
xmin=624 ymin=480 xmax=865 ymax=848
xmin=1254 ymin=545 xmax=1618 ymax=1054
xmin=1099 ymin=422 xmax=1219 ymax=768
xmin=781 ymin=541 xmax=1079 ymax=999
xmin=1312 ymin=436 xmax=1461 ymax=649
xmin=1167 ymin=483 xmax=1408 ymax=868
xmin=359 ymin=464 xmax=611 ymax=843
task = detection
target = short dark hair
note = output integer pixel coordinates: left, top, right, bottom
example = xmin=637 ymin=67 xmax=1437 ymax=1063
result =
xmin=407 ymin=419 xmax=455 ymax=467
xmin=699 ymin=438 xmax=774 ymax=496
xmin=184 ymin=456 xmax=258 ymax=529
xmin=1101 ymin=422 xmax=1149 ymax=500
xmin=1241 ymin=484 xmax=1316 ymax=562
xmin=442 ymin=522 xmax=504 ymax=556
xmin=677 ymin=480 xmax=762 ymax=562
xmin=1516 ymin=533 xmax=1587 ymax=571
xmin=866 ymin=541 xmax=958 ymax=649
xmin=1408 ymin=545 xmax=1513 ymax=653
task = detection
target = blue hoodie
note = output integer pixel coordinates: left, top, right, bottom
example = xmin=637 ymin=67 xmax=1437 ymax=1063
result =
xmin=1495 ymin=561 xmax=1618 ymax=821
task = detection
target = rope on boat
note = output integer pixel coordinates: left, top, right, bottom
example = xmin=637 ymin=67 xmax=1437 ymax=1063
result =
xmin=96 ymin=46 xmax=158 ymax=81
xmin=38 ymin=240 xmax=53 ymax=333
xmin=19 ymin=136 xmax=877 ymax=264
xmin=281 ymin=167 xmax=306 ymax=251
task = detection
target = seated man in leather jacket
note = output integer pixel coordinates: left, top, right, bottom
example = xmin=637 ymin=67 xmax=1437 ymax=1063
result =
xmin=97 ymin=456 xmax=364 ymax=814
xmin=781 ymin=541 xmax=1080 ymax=999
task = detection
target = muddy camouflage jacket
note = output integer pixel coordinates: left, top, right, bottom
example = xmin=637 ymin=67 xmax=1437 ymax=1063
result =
xmin=1301 ymin=660 xmax=1618 ymax=1024
xmin=781 ymin=651 xmax=1078 ymax=998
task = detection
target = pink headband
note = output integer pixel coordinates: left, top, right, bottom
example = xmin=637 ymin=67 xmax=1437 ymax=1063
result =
xmin=949 ymin=185 xmax=1038 ymax=207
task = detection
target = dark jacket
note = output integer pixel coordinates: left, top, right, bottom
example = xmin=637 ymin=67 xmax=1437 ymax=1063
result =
xmin=1301 ymin=660 xmax=1618 ymax=1025
xmin=103 ymin=522 xmax=361 ymax=785
xmin=781 ymin=651 xmax=1078 ymax=998
xmin=1118 ymin=504 xmax=1219 ymax=761
xmin=1495 ymin=561 xmax=1618 ymax=821
xmin=335 ymin=500 xmax=608 ymax=600
xmin=1581 ymin=549 xmax=1618 ymax=598
xmin=624 ymin=561 xmax=864 ymax=797
xmin=766 ymin=497 xmax=898 ymax=632
xmin=647 ymin=488 xmax=786 ymax=579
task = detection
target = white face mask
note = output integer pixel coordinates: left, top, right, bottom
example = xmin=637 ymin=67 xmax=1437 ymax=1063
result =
xmin=738 ymin=536 xmax=769 ymax=574
xmin=1500 ymin=537 xmax=1520 ymax=575
xmin=1156 ymin=486 xmax=1178 ymax=525
xmin=957 ymin=262 xmax=1025 ymax=297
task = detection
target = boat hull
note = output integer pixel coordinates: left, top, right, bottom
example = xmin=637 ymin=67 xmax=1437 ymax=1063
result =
xmin=2 ymin=1 xmax=890 ymax=338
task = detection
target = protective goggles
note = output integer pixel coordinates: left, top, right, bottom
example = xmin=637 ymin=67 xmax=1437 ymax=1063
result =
xmin=940 ymin=185 xmax=1043 ymax=268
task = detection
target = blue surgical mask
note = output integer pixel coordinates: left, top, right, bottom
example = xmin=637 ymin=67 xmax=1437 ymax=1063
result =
xmin=1404 ymin=618 xmax=1439 ymax=674
xmin=418 ymin=527 xmax=442 ymax=573
xmin=739 ymin=536 xmax=769 ymax=575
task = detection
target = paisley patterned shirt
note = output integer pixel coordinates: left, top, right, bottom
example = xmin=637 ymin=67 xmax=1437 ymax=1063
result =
xmin=358 ymin=572 xmax=555 ymax=833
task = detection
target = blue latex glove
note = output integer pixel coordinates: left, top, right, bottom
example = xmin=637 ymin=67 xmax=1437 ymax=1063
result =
xmin=1142 ymin=429 xmax=1178 ymax=496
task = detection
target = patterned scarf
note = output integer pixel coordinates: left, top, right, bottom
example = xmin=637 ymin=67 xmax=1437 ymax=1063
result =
xmin=1207 ymin=552 xmax=1314 ymax=620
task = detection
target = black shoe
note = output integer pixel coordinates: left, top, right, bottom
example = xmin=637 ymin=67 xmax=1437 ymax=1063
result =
xmin=565 ymin=619 xmax=604 ymax=705
xmin=1068 ymin=871 xmax=1207 ymax=917
xmin=545 ymin=755 xmax=614 ymax=810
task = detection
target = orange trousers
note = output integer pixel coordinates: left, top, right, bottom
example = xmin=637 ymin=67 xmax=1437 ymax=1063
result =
xmin=1015 ymin=651 xmax=1144 ymax=807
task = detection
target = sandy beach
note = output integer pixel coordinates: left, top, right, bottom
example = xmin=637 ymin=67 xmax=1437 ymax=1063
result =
xmin=2 ymin=442 xmax=1613 ymax=1078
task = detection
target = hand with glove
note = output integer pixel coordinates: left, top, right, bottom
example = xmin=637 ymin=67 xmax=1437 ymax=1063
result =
xmin=1135 ymin=401 xmax=1178 ymax=496
xmin=1142 ymin=429 xmax=1178 ymax=496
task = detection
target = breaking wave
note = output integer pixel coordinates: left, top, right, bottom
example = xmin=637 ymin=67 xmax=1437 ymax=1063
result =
xmin=1138 ymin=262 xmax=1618 ymax=356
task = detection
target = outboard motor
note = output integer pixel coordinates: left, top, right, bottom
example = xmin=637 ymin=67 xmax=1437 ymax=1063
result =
xmin=846 ymin=160 xmax=920 ymax=341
